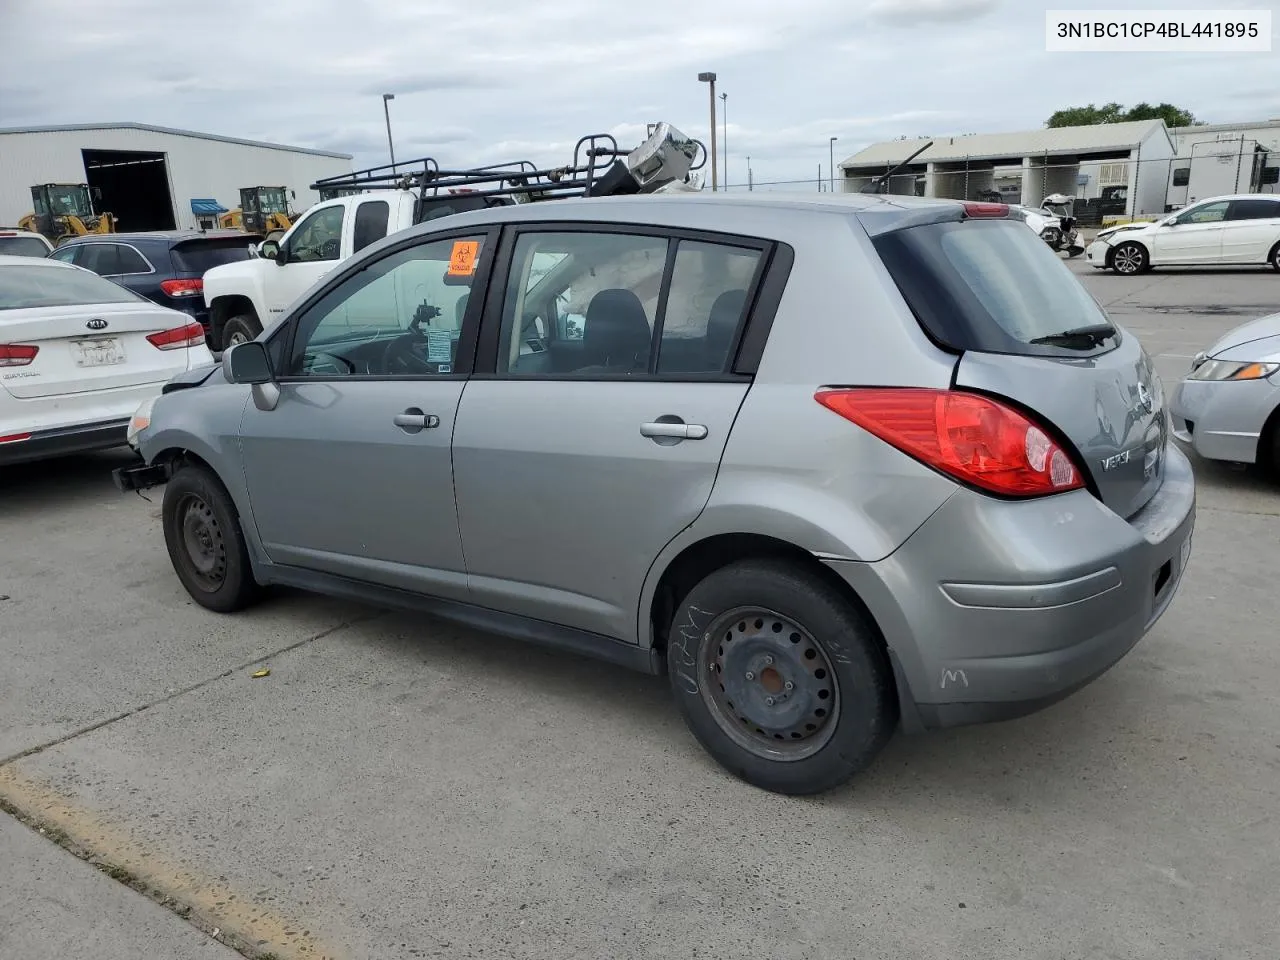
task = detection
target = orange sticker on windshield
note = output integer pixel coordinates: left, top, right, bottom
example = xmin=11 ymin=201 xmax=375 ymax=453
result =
xmin=447 ymin=240 xmax=480 ymax=276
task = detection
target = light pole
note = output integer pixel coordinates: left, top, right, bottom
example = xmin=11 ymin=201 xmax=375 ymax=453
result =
xmin=720 ymin=91 xmax=728 ymax=190
xmin=746 ymin=154 xmax=753 ymax=191
xmin=382 ymin=93 xmax=396 ymax=166
xmin=829 ymin=136 xmax=838 ymax=193
xmin=698 ymin=71 xmax=718 ymax=191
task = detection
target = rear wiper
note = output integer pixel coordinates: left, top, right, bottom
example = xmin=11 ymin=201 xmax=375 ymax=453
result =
xmin=1029 ymin=324 xmax=1116 ymax=348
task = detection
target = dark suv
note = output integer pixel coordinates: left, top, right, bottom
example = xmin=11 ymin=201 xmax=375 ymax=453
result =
xmin=49 ymin=230 xmax=260 ymax=341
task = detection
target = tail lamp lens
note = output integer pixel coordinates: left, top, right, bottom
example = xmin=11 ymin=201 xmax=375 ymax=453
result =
xmin=147 ymin=322 xmax=206 ymax=350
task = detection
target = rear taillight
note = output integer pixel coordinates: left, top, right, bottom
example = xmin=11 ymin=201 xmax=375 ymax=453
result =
xmin=815 ymin=387 xmax=1083 ymax=497
xmin=147 ymin=322 xmax=206 ymax=350
xmin=0 ymin=432 xmax=31 ymax=444
xmin=962 ymin=202 xmax=1009 ymax=218
xmin=0 ymin=344 xmax=39 ymax=367
xmin=160 ymin=277 xmax=203 ymax=298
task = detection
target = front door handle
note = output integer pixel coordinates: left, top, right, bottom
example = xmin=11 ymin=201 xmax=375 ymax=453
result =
xmin=393 ymin=407 xmax=440 ymax=434
xmin=640 ymin=420 xmax=708 ymax=441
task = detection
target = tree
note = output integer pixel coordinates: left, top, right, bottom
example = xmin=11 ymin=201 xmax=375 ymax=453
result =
xmin=1046 ymin=102 xmax=1201 ymax=129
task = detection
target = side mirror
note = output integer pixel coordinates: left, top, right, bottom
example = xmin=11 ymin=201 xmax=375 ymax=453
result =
xmin=259 ymin=239 xmax=281 ymax=262
xmin=223 ymin=341 xmax=273 ymax=384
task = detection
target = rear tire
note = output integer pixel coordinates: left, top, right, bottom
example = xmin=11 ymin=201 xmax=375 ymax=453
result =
xmin=1110 ymin=241 xmax=1149 ymax=275
xmin=162 ymin=463 xmax=261 ymax=613
xmin=1268 ymin=241 xmax=1280 ymax=273
xmin=666 ymin=558 xmax=897 ymax=795
xmin=221 ymin=314 xmax=262 ymax=349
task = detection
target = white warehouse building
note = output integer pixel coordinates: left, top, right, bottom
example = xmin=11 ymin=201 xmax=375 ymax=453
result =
xmin=838 ymin=120 xmax=1176 ymax=221
xmin=0 ymin=122 xmax=352 ymax=233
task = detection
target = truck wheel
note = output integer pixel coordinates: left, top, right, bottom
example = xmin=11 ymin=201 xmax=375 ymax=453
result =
xmin=222 ymin=314 xmax=262 ymax=348
xmin=1110 ymin=241 xmax=1149 ymax=275
xmin=666 ymin=558 xmax=897 ymax=795
xmin=162 ymin=462 xmax=261 ymax=613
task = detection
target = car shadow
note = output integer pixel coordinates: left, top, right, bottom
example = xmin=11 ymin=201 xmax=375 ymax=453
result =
xmin=0 ymin=447 xmax=139 ymax=510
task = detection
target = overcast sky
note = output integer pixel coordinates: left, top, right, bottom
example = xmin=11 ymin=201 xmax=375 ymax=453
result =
xmin=1 ymin=0 xmax=1276 ymax=186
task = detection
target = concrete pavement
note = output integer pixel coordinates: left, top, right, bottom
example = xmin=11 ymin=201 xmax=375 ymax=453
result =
xmin=0 ymin=814 xmax=240 ymax=960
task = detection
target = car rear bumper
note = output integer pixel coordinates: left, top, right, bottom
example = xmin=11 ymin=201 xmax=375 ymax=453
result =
xmin=823 ymin=442 xmax=1196 ymax=731
xmin=0 ymin=417 xmax=130 ymax=465
xmin=1170 ymin=374 xmax=1279 ymax=464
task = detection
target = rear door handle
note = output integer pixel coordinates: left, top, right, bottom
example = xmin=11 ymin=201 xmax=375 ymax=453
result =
xmin=640 ymin=421 xmax=708 ymax=440
xmin=393 ymin=407 xmax=440 ymax=434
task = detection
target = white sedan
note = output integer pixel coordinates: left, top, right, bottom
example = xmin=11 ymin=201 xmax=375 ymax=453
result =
xmin=0 ymin=255 xmax=214 ymax=465
xmin=1085 ymin=193 xmax=1280 ymax=274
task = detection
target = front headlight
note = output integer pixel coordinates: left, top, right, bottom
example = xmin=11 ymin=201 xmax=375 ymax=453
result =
xmin=126 ymin=396 xmax=158 ymax=448
xmin=1187 ymin=359 xmax=1280 ymax=382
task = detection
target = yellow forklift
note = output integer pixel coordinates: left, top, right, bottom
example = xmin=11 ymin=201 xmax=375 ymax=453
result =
xmin=218 ymin=186 xmax=294 ymax=242
xmin=18 ymin=183 xmax=117 ymax=244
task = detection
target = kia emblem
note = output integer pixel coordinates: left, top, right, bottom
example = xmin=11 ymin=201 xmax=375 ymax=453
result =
xmin=86 ymin=318 xmax=108 ymax=330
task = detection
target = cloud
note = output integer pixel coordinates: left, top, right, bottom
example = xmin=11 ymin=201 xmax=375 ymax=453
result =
xmin=356 ymin=72 xmax=499 ymax=96
xmin=866 ymin=0 xmax=1002 ymax=24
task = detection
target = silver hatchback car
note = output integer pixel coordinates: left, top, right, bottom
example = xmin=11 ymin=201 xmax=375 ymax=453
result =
xmin=114 ymin=192 xmax=1196 ymax=795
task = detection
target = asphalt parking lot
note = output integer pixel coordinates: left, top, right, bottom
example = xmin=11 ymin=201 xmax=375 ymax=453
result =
xmin=2 ymin=259 xmax=1278 ymax=960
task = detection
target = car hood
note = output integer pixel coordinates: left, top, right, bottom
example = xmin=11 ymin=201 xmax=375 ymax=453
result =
xmin=1094 ymin=222 xmax=1158 ymax=243
xmin=1204 ymin=311 xmax=1280 ymax=362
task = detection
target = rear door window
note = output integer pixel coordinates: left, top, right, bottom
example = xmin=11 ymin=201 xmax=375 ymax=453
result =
xmin=873 ymin=218 xmax=1115 ymax=357
xmin=77 ymin=244 xmax=123 ymax=276
xmin=1227 ymin=198 xmax=1280 ymax=221
xmin=353 ymin=200 xmax=390 ymax=253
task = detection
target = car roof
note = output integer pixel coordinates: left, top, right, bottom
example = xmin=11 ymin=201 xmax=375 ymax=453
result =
xmin=394 ymin=190 xmax=971 ymax=246
xmin=60 ymin=229 xmax=257 ymax=245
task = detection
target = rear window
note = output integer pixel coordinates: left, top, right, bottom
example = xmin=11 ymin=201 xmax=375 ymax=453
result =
xmin=0 ymin=263 xmax=145 ymax=310
xmin=0 ymin=236 xmax=50 ymax=257
xmin=170 ymin=238 xmax=258 ymax=273
xmin=872 ymin=218 xmax=1115 ymax=357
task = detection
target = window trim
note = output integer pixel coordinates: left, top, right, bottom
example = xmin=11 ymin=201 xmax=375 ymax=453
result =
xmin=272 ymin=223 xmax=501 ymax=384
xmin=473 ymin=220 xmax=788 ymax=383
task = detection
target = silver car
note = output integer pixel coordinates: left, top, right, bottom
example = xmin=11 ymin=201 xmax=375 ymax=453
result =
xmin=1171 ymin=312 xmax=1280 ymax=473
xmin=113 ymin=193 xmax=1196 ymax=795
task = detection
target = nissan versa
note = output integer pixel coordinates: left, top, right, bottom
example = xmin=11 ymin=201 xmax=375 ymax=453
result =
xmin=113 ymin=192 xmax=1195 ymax=795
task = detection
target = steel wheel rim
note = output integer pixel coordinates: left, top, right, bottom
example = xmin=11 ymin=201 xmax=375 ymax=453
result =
xmin=227 ymin=330 xmax=249 ymax=346
xmin=178 ymin=493 xmax=226 ymax=591
xmin=1114 ymin=245 xmax=1141 ymax=274
xmin=697 ymin=607 xmax=841 ymax=762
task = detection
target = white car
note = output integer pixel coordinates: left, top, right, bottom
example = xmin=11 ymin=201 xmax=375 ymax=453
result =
xmin=0 ymin=255 xmax=214 ymax=465
xmin=0 ymin=228 xmax=54 ymax=257
xmin=1086 ymin=194 xmax=1280 ymax=274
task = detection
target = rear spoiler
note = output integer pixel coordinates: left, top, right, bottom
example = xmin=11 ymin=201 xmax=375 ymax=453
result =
xmin=310 ymin=122 xmax=708 ymax=223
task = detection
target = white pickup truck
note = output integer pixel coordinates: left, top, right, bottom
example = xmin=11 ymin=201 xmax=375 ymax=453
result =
xmin=202 ymin=121 xmax=706 ymax=350
xmin=202 ymin=190 xmax=418 ymax=349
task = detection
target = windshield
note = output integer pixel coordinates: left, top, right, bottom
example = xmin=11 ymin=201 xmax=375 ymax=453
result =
xmin=46 ymin=185 xmax=93 ymax=217
xmin=0 ymin=236 xmax=51 ymax=257
xmin=873 ymin=218 xmax=1115 ymax=357
xmin=0 ymin=263 xmax=145 ymax=310
xmin=171 ymin=239 xmax=257 ymax=273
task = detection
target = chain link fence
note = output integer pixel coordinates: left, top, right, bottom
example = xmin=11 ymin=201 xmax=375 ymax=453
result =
xmin=722 ymin=144 xmax=1278 ymax=227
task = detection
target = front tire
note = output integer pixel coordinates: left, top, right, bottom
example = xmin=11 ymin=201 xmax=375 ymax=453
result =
xmin=1110 ymin=241 xmax=1149 ymax=275
xmin=221 ymin=314 xmax=262 ymax=349
xmin=162 ymin=463 xmax=261 ymax=613
xmin=667 ymin=559 xmax=897 ymax=795
xmin=1268 ymin=241 xmax=1280 ymax=273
